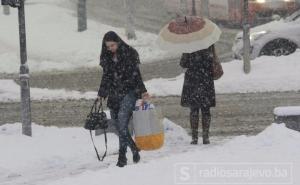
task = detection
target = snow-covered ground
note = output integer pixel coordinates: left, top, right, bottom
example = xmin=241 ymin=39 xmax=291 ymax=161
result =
xmin=1 ymin=121 xmax=299 ymax=185
xmin=1 ymin=1 xmax=300 ymax=185
xmin=0 ymin=119 xmax=196 ymax=185
xmin=1 ymin=50 xmax=300 ymax=102
xmin=147 ymin=50 xmax=300 ymax=95
xmin=0 ymin=79 xmax=96 ymax=102
xmin=0 ymin=1 xmax=173 ymax=74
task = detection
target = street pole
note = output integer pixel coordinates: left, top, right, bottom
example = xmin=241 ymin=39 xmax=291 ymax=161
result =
xmin=243 ymin=0 xmax=251 ymax=74
xmin=78 ymin=0 xmax=87 ymax=32
xmin=18 ymin=0 xmax=32 ymax=136
xmin=124 ymin=0 xmax=136 ymax=40
xmin=3 ymin=5 xmax=10 ymax=15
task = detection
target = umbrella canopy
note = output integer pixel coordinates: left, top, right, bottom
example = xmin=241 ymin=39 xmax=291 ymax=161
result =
xmin=157 ymin=16 xmax=222 ymax=53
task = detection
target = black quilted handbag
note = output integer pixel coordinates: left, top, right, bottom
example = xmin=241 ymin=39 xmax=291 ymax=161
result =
xmin=84 ymin=99 xmax=108 ymax=161
xmin=84 ymin=99 xmax=108 ymax=130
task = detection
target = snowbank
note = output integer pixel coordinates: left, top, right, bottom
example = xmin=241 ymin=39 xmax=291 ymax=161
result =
xmin=1 ymin=122 xmax=297 ymax=185
xmin=0 ymin=123 xmax=118 ymax=172
xmin=45 ymin=123 xmax=300 ymax=185
xmin=274 ymin=106 xmax=300 ymax=116
xmin=0 ymin=1 xmax=172 ymax=73
xmin=147 ymin=50 xmax=300 ymax=95
xmin=0 ymin=119 xmax=191 ymax=185
xmin=0 ymin=79 xmax=96 ymax=102
xmin=1 ymin=119 xmax=299 ymax=185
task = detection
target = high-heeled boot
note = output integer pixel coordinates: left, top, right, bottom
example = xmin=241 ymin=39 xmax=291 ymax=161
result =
xmin=202 ymin=116 xmax=211 ymax=144
xmin=116 ymin=149 xmax=127 ymax=167
xmin=190 ymin=109 xmax=199 ymax=145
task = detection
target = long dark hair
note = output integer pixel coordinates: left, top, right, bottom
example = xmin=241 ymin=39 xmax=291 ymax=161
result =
xmin=100 ymin=31 xmax=131 ymax=65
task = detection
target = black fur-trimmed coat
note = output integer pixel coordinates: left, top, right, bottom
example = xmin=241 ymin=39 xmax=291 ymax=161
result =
xmin=180 ymin=46 xmax=216 ymax=108
xmin=98 ymin=47 xmax=147 ymax=110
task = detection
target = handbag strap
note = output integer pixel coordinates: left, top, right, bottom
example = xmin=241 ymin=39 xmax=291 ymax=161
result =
xmin=211 ymin=45 xmax=219 ymax=64
xmin=92 ymin=98 xmax=104 ymax=113
xmin=89 ymin=129 xmax=108 ymax=161
xmin=98 ymin=99 xmax=104 ymax=113
xmin=89 ymin=99 xmax=99 ymax=114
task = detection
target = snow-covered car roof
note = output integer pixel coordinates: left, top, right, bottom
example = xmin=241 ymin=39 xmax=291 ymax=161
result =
xmin=235 ymin=10 xmax=300 ymax=39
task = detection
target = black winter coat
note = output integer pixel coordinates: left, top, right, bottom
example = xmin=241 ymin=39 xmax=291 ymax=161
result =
xmin=180 ymin=46 xmax=216 ymax=108
xmin=98 ymin=48 xmax=147 ymax=110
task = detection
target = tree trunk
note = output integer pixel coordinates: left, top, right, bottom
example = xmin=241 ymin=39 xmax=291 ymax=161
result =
xmin=78 ymin=0 xmax=87 ymax=32
xmin=243 ymin=0 xmax=251 ymax=74
xmin=200 ymin=0 xmax=210 ymax=18
xmin=192 ymin=0 xmax=196 ymax=16
xmin=124 ymin=0 xmax=136 ymax=40
xmin=3 ymin=5 xmax=10 ymax=15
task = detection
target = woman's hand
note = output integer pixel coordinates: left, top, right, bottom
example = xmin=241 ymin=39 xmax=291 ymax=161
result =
xmin=142 ymin=92 xmax=150 ymax=101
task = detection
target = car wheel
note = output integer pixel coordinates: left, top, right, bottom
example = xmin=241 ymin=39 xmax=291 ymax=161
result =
xmin=260 ymin=39 xmax=297 ymax=57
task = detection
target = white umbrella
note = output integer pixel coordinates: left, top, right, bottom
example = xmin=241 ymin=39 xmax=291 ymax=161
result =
xmin=157 ymin=16 xmax=222 ymax=53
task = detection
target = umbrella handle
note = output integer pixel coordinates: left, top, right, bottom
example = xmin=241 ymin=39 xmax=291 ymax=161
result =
xmin=184 ymin=16 xmax=190 ymax=30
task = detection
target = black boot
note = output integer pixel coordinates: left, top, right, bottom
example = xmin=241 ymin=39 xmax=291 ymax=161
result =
xmin=116 ymin=150 xmax=127 ymax=167
xmin=190 ymin=130 xmax=198 ymax=145
xmin=202 ymin=116 xmax=211 ymax=145
xmin=128 ymin=135 xmax=141 ymax=163
xmin=190 ymin=108 xmax=199 ymax=145
xmin=131 ymin=144 xmax=141 ymax=163
xmin=132 ymin=150 xmax=140 ymax=163
xmin=202 ymin=131 xmax=210 ymax=144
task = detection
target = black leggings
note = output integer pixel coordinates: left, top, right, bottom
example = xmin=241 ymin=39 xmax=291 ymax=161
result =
xmin=190 ymin=107 xmax=211 ymax=131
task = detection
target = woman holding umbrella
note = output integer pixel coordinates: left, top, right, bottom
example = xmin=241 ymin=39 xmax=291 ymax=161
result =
xmin=157 ymin=16 xmax=222 ymax=145
xmin=180 ymin=45 xmax=217 ymax=145
xmin=97 ymin=31 xmax=150 ymax=167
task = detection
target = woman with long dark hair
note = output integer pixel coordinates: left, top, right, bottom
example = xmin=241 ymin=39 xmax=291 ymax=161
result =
xmin=97 ymin=31 xmax=150 ymax=167
xmin=180 ymin=45 xmax=217 ymax=145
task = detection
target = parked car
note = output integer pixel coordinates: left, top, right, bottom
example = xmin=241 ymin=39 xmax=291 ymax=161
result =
xmin=232 ymin=9 xmax=300 ymax=59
